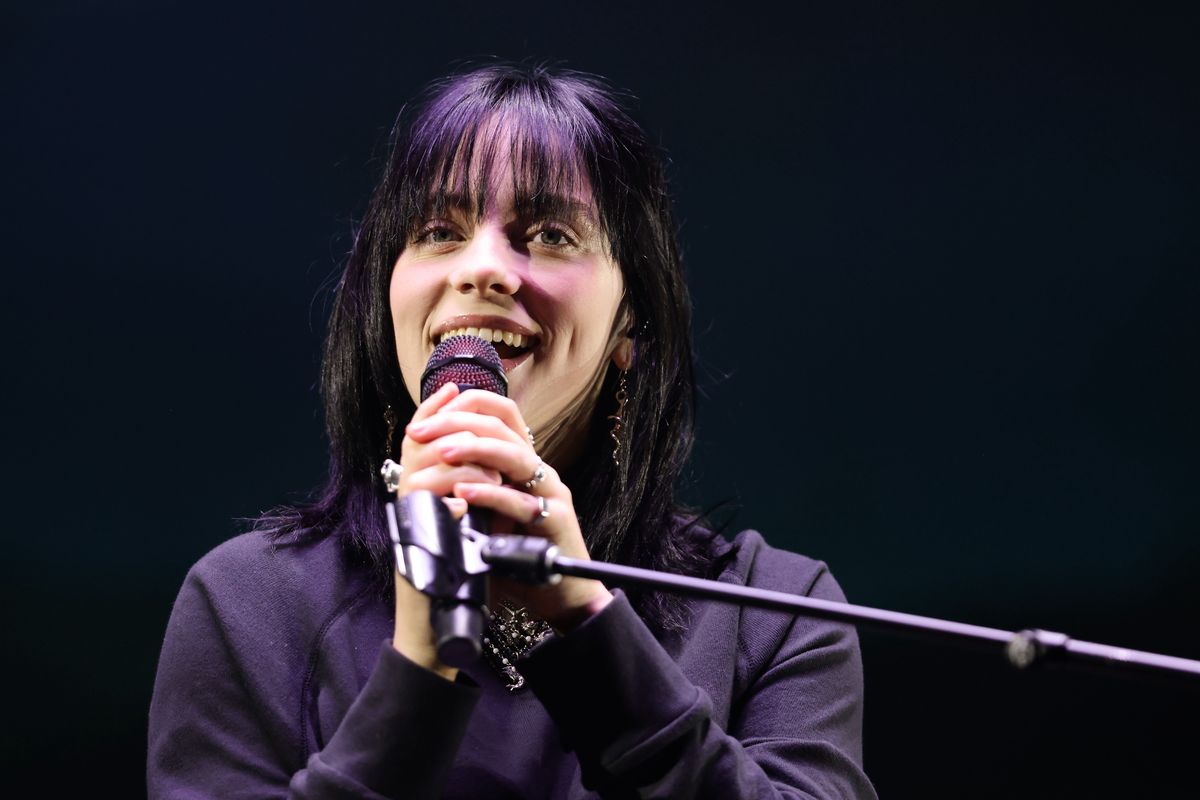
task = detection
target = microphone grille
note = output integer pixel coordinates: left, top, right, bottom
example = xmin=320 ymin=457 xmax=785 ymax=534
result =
xmin=420 ymin=335 xmax=508 ymax=401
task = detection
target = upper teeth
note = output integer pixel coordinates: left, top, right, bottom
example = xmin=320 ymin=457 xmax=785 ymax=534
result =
xmin=439 ymin=326 xmax=527 ymax=348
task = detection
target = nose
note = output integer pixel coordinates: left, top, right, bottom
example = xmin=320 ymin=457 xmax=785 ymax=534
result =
xmin=448 ymin=228 xmax=522 ymax=298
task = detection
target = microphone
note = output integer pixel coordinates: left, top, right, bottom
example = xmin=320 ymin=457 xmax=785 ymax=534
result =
xmin=389 ymin=334 xmax=507 ymax=668
xmin=419 ymin=333 xmax=508 ymax=400
xmin=420 ymin=333 xmax=508 ymax=557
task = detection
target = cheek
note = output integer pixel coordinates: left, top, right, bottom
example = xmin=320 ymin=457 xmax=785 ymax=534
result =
xmin=388 ymin=262 xmax=409 ymax=318
xmin=387 ymin=263 xmax=430 ymax=402
xmin=388 ymin=281 xmax=409 ymax=350
xmin=558 ymin=267 xmax=623 ymax=337
xmin=388 ymin=258 xmax=435 ymax=337
xmin=582 ymin=272 xmax=625 ymax=344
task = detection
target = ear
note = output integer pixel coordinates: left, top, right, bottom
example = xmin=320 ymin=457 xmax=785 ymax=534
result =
xmin=609 ymin=305 xmax=636 ymax=371
xmin=611 ymin=335 xmax=634 ymax=371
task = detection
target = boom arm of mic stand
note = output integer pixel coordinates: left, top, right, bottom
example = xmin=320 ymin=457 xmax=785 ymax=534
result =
xmin=480 ymin=535 xmax=1200 ymax=684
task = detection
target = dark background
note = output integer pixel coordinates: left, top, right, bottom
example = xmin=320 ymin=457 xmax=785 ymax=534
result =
xmin=4 ymin=2 xmax=1198 ymax=797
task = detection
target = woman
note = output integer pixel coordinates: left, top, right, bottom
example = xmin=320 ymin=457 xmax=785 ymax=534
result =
xmin=148 ymin=64 xmax=876 ymax=799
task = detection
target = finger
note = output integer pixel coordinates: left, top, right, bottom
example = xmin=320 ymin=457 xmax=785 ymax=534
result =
xmin=443 ymin=497 xmax=468 ymax=520
xmin=440 ymin=390 xmax=530 ymax=438
xmin=397 ymin=429 xmax=480 ymax=476
xmin=453 ymin=482 xmax=559 ymax=533
xmin=438 ymin=438 xmax=544 ymax=485
xmin=405 ymin=464 xmax=503 ymax=496
xmin=409 ymin=382 xmax=460 ymax=424
xmin=406 ymin=410 xmax=526 ymax=445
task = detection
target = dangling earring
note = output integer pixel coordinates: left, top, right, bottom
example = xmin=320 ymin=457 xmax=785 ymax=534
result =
xmin=607 ymin=370 xmax=628 ymax=466
xmin=380 ymin=405 xmax=404 ymax=492
xmin=384 ymin=405 xmax=398 ymax=455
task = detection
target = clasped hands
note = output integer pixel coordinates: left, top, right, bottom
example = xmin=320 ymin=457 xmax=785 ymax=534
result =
xmin=390 ymin=382 xmax=612 ymax=678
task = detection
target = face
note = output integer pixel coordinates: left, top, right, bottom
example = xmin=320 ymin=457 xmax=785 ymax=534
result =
xmin=389 ymin=157 xmax=630 ymax=464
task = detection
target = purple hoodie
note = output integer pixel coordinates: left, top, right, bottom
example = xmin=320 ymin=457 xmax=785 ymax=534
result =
xmin=148 ymin=529 xmax=875 ymax=799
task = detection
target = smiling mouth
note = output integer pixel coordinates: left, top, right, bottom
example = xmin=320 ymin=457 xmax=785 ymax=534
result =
xmin=437 ymin=326 xmax=536 ymax=361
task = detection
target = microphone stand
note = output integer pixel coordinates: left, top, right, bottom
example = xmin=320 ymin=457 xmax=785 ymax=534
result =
xmin=480 ymin=534 xmax=1200 ymax=683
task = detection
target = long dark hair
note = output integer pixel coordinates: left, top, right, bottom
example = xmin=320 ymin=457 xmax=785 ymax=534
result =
xmin=259 ymin=64 xmax=718 ymax=634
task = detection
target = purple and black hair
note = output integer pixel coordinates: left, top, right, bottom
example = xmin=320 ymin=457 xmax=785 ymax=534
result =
xmin=259 ymin=63 xmax=716 ymax=634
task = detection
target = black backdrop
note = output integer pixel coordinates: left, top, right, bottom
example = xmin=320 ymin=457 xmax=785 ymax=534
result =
xmin=4 ymin=2 xmax=1198 ymax=797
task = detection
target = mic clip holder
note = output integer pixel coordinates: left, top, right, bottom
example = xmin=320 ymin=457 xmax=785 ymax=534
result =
xmin=384 ymin=489 xmax=562 ymax=590
xmin=385 ymin=490 xmax=490 ymax=668
xmin=386 ymin=490 xmax=489 ymax=589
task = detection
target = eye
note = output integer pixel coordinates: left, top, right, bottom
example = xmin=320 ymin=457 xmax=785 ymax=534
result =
xmin=530 ymin=224 xmax=575 ymax=248
xmin=413 ymin=222 xmax=462 ymax=246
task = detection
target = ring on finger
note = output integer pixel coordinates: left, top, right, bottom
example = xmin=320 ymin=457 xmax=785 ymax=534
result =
xmin=380 ymin=459 xmax=404 ymax=493
xmin=530 ymin=495 xmax=550 ymax=525
xmin=522 ymin=459 xmax=547 ymax=491
xmin=526 ymin=426 xmax=536 ymax=448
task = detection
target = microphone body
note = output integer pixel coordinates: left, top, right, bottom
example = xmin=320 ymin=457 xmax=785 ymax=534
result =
xmin=391 ymin=335 xmax=508 ymax=668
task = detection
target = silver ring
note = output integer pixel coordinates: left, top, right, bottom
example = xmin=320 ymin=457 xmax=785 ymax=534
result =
xmin=380 ymin=459 xmax=404 ymax=493
xmin=526 ymin=426 xmax=536 ymax=447
xmin=522 ymin=459 xmax=547 ymax=490
xmin=531 ymin=495 xmax=549 ymax=525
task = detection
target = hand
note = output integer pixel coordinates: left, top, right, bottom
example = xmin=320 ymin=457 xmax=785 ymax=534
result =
xmin=389 ymin=383 xmax=504 ymax=680
xmin=404 ymin=388 xmax=613 ymax=633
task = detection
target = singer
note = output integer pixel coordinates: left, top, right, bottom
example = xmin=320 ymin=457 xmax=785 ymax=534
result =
xmin=148 ymin=64 xmax=876 ymax=799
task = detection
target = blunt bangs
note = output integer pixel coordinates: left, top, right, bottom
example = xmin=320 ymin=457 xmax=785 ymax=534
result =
xmin=395 ymin=69 xmax=622 ymax=251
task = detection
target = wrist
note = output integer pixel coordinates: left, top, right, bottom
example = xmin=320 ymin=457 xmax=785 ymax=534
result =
xmin=548 ymin=582 xmax=614 ymax=634
xmin=391 ymin=635 xmax=459 ymax=682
